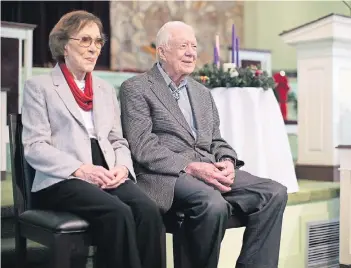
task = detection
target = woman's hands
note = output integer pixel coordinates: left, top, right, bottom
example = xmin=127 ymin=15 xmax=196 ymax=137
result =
xmin=73 ymin=164 xmax=129 ymax=189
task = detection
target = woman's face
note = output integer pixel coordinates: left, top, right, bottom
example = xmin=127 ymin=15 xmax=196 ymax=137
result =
xmin=64 ymin=22 xmax=104 ymax=78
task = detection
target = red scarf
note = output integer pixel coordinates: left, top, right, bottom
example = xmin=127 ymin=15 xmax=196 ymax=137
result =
xmin=59 ymin=63 xmax=93 ymax=111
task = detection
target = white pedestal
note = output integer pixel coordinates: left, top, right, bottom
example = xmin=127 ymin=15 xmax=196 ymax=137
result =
xmin=281 ymin=14 xmax=351 ymax=181
xmin=338 ymin=146 xmax=351 ymax=266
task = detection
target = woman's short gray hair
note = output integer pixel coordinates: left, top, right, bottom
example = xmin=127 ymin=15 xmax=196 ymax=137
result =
xmin=155 ymin=21 xmax=193 ymax=61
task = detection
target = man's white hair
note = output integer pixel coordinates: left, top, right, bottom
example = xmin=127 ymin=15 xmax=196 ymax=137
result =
xmin=155 ymin=21 xmax=194 ymax=61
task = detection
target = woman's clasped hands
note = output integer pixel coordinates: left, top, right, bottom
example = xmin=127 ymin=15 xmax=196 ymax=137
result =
xmin=73 ymin=164 xmax=129 ymax=189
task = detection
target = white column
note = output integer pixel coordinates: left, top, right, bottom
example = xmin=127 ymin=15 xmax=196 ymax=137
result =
xmin=281 ymin=14 xmax=351 ymax=181
xmin=24 ymin=29 xmax=33 ymax=80
xmin=21 ymin=28 xmax=34 ymax=112
xmin=18 ymin=37 xmax=23 ymax=113
xmin=338 ymin=146 xmax=351 ymax=266
xmin=0 ymin=90 xmax=9 ymax=178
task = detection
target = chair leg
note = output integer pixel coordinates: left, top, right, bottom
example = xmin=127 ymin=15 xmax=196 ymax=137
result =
xmin=160 ymin=226 xmax=167 ymax=268
xmin=15 ymin=233 xmax=27 ymax=268
xmin=50 ymin=236 xmax=72 ymax=268
xmin=172 ymin=228 xmax=192 ymax=268
xmin=71 ymin=245 xmax=89 ymax=268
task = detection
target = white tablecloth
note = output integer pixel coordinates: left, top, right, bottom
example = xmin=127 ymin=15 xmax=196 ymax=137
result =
xmin=211 ymin=87 xmax=299 ymax=193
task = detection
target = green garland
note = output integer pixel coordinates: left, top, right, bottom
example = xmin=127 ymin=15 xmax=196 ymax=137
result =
xmin=192 ymin=63 xmax=275 ymax=90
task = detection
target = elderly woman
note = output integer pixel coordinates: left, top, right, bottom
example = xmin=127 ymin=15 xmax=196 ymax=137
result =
xmin=22 ymin=10 xmax=163 ymax=268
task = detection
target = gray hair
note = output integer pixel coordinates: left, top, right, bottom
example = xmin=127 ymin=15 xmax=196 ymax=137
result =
xmin=155 ymin=21 xmax=194 ymax=62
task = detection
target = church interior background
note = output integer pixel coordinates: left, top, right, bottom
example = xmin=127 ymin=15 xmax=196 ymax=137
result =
xmin=1 ymin=1 xmax=351 ymax=267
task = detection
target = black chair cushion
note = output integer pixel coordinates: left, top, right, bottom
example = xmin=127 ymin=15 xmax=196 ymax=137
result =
xmin=19 ymin=210 xmax=89 ymax=233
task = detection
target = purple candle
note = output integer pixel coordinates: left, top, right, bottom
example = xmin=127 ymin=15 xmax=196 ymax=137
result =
xmin=214 ymin=46 xmax=219 ymax=66
xmin=235 ymin=37 xmax=239 ymax=67
xmin=232 ymin=24 xmax=235 ymax=63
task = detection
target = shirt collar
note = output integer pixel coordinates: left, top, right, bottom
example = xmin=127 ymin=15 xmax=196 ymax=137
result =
xmin=157 ymin=62 xmax=188 ymax=89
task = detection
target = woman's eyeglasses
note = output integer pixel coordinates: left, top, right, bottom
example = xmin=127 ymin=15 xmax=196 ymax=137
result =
xmin=69 ymin=36 xmax=105 ymax=49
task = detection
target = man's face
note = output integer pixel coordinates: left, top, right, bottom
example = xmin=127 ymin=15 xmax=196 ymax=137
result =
xmin=160 ymin=27 xmax=197 ymax=77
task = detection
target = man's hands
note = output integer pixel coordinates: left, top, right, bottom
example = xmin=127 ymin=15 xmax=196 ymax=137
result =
xmin=214 ymin=160 xmax=235 ymax=182
xmin=184 ymin=161 xmax=235 ymax=193
xmin=73 ymin=164 xmax=128 ymax=189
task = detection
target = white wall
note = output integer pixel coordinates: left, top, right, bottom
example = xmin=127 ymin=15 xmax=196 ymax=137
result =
xmin=244 ymin=1 xmax=350 ymax=71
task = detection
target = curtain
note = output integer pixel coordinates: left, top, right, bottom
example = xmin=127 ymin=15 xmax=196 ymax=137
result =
xmin=1 ymin=1 xmax=110 ymax=69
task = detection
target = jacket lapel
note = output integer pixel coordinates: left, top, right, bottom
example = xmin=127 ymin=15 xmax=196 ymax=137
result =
xmin=148 ymin=65 xmax=194 ymax=137
xmin=51 ymin=65 xmax=85 ymax=126
xmin=92 ymin=77 xmax=104 ymax=137
xmin=187 ymin=78 xmax=206 ymax=138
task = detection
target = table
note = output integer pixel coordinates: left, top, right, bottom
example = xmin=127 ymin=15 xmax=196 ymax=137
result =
xmin=211 ymin=87 xmax=299 ymax=193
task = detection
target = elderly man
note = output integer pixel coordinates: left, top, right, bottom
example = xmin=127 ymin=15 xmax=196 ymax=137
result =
xmin=120 ymin=21 xmax=288 ymax=268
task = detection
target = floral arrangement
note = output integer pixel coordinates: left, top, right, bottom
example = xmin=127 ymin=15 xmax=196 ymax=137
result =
xmin=192 ymin=64 xmax=275 ymax=90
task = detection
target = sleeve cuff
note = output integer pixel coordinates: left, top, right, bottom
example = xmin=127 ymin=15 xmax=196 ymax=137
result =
xmin=219 ymin=157 xmax=237 ymax=167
